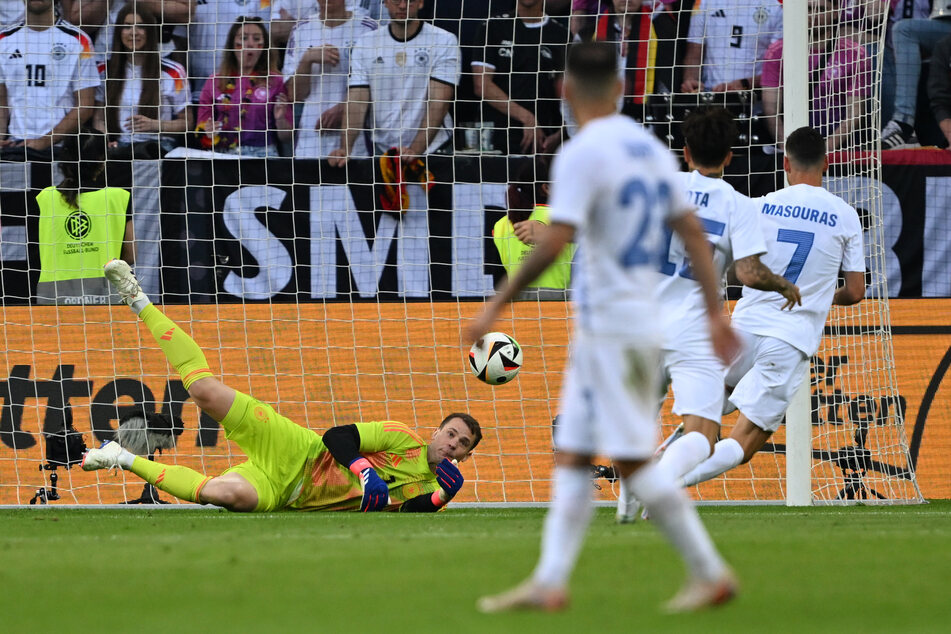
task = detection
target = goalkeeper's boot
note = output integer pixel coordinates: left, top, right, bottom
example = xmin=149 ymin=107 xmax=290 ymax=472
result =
xmin=81 ymin=441 xmax=125 ymax=472
xmin=477 ymin=580 xmax=568 ymax=614
xmin=663 ymin=570 xmax=738 ymax=614
xmin=104 ymin=259 xmax=150 ymax=310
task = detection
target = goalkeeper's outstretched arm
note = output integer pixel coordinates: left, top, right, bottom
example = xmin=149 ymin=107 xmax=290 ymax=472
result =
xmin=323 ymin=425 xmax=390 ymax=512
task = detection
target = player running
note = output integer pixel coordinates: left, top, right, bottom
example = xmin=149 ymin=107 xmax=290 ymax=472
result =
xmin=678 ymin=126 xmax=866 ymax=487
xmin=616 ymin=107 xmax=801 ymax=523
xmin=468 ymin=41 xmax=739 ymax=614
xmin=82 ymin=260 xmax=480 ymax=513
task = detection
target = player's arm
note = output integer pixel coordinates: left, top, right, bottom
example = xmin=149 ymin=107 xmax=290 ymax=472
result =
xmin=61 ymin=0 xmax=109 ymax=28
xmin=669 ymin=212 xmax=740 ymax=364
xmin=680 ymin=41 xmax=703 ymax=92
xmin=734 ymin=254 xmax=801 ymax=309
xmin=0 ymin=83 xmax=9 ymax=142
xmin=52 ymin=86 xmax=96 ymax=146
xmin=328 ymin=85 xmax=370 ymax=166
xmin=467 ymin=221 xmax=575 ymax=341
xmin=405 ymin=78 xmax=454 ymax=158
xmin=400 ymin=458 xmax=464 ymax=513
xmin=833 ymin=271 xmax=865 ymax=306
xmin=322 ymin=424 xmax=389 ymax=512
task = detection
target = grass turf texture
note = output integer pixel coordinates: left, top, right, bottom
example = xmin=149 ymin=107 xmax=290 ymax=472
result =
xmin=1 ymin=503 xmax=948 ymax=633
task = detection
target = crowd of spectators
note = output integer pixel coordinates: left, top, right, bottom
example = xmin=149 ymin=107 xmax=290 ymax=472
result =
xmin=0 ymin=0 xmax=949 ymax=162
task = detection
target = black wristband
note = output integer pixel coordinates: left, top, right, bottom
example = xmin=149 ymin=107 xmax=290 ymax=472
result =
xmin=740 ymin=78 xmax=752 ymax=90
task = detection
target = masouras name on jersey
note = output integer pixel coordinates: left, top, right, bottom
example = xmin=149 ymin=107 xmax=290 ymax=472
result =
xmin=759 ymin=202 xmax=838 ymax=227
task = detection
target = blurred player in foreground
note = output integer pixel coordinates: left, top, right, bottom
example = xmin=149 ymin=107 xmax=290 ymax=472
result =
xmin=468 ymin=41 xmax=740 ymax=614
xmin=83 ymin=260 xmax=480 ymax=512
xmin=616 ymin=107 xmax=801 ymax=523
xmin=678 ymin=126 xmax=865 ymax=487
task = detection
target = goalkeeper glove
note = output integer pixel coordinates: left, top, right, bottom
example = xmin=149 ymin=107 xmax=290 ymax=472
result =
xmin=349 ymin=457 xmax=389 ymax=512
xmin=431 ymin=458 xmax=464 ymax=508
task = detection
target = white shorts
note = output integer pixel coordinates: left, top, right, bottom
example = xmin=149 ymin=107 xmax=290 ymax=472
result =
xmin=662 ymin=344 xmax=727 ymax=424
xmin=555 ymin=336 xmax=663 ymax=460
xmin=726 ymin=331 xmax=808 ymax=433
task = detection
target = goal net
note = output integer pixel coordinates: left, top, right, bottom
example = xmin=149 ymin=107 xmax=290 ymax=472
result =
xmin=0 ymin=0 xmax=923 ymax=505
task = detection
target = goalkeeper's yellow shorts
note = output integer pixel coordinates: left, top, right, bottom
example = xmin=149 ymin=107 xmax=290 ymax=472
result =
xmin=219 ymin=391 xmax=320 ymax=512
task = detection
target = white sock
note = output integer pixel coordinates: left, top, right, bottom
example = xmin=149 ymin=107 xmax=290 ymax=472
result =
xmin=616 ymin=475 xmax=638 ymax=517
xmin=656 ymin=431 xmax=713 ymax=482
xmin=681 ymin=438 xmax=745 ymax=487
xmin=117 ymin=447 xmax=135 ymax=470
xmin=626 ymin=463 xmax=727 ymax=581
xmin=130 ymin=298 xmax=152 ymax=315
xmin=532 ymin=466 xmax=594 ymax=588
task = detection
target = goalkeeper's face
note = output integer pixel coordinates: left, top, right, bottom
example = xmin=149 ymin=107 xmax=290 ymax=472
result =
xmin=429 ymin=418 xmax=476 ymax=464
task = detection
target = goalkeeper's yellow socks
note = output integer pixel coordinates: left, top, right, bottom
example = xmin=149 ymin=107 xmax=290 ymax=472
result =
xmin=139 ymin=304 xmax=214 ymax=389
xmin=128 ymin=456 xmax=211 ymax=504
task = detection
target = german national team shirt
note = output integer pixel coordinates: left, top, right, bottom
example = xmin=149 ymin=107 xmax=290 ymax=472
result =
xmin=0 ymin=20 xmax=100 ymax=140
xmin=95 ymin=59 xmax=190 ymax=144
xmin=658 ymin=171 xmax=766 ymax=349
xmin=732 ymin=183 xmax=865 ymax=356
xmin=282 ymin=11 xmax=377 ymax=158
xmin=288 ymin=421 xmax=440 ymax=512
xmin=349 ymin=22 xmax=460 ymax=154
xmin=548 ymin=114 xmax=689 ymax=340
xmin=686 ymin=0 xmax=782 ymax=87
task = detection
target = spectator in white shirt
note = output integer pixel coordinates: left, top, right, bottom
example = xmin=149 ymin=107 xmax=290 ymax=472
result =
xmin=0 ymin=0 xmax=100 ymax=154
xmin=328 ymin=0 xmax=459 ymax=165
xmin=283 ymin=0 xmax=377 ymax=157
xmin=93 ymin=3 xmax=191 ymax=156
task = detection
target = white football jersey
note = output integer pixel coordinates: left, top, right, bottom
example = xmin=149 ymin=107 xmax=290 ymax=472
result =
xmin=687 ymin=0 xmax=782 ymax=87
xmin=95 ymin=59 xmax=190 ymax=144
xmin=189 ymin=0 xmax=271 ymax=87
xmin=0 ymin=20 xmax=101 ymax=139
xmin=283 ymin=12 xmax=377 ymax=157
xmin=548 ymin=114 xmax=689 ymax=339
xmin=349 ymin=23 xmax=459 ymax=153
xmin=732 ymin=184 xmax=865 ymax=356
xmin=658 ymin=171 xmax=766 ymax=348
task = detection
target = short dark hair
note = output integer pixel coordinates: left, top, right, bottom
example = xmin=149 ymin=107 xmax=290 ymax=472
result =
xmin=566 ymin=41 xmax=618 ymax=98
xmin=785 ymin=126 xmax=827 ymax=169
xmin=440 ymin=412 xmax=482 ymax=451
xmin=682 ymin=107 xmax=737 ymax=168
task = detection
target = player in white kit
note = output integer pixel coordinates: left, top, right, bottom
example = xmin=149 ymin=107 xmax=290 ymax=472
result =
xmin=679 ymin=126 xmax=866 ymax=487
xmin=616 ymin=107 xmax=801 ymax=523
xmin=468 ymin=41 xmax=739 ymax=614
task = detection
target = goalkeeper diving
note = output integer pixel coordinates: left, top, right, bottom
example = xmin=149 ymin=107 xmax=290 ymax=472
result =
xmin=81 ymin=260 xmax=481 ymax=513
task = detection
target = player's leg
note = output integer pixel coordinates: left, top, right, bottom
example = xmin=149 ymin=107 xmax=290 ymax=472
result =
xmin=680 ymin=414 xmax=771 ymax=487
xmin=478 ymin=353 xmax=598 ymax=613
xmin=477 ymin=447 xmax=588 ymax=613
xmin=654 ymin=341 xmax=751 ymax=484
xmin=81 ymin=440 xmax=257 ymax=510
xmin=681 ymin=336 xmax=807 ymax=487
xmin=588 ymin=342 xmax=734 ymax=611
xmin=104 ymin=259 xmax=235 ymax=422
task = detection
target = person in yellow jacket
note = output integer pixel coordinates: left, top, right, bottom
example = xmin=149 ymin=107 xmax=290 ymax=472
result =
xmin=36 ymin=130 xmax=134 ymax=304
xmin=493 ymin=156 xmax=575 ymax=295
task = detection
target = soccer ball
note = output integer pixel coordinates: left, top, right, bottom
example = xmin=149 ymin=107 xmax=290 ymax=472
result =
xmin=469 ymin=332 xmax=523 ymax=385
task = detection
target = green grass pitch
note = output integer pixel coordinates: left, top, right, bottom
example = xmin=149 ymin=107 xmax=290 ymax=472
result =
xmin=1 ymin=502 xmax=948 ymax=633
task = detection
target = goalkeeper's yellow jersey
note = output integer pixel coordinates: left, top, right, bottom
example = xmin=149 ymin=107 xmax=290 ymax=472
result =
xmin=287 ymin=421 xmax=440 ymax=512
